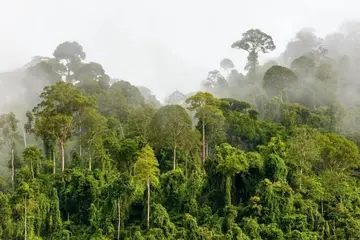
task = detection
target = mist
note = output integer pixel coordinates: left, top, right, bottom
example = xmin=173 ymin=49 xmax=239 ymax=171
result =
xmin=3 ymin=2 xmax=360 ymax=238
xmin=1 ymin=0 xmax=360 ymax=103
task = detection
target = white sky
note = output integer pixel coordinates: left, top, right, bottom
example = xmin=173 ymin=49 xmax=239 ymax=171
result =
xmin=0 ymin=0 xmax=359 ymax=101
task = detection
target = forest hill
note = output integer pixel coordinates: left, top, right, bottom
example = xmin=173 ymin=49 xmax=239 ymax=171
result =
xmin=1 ymin=27 xmax=360 ymax=239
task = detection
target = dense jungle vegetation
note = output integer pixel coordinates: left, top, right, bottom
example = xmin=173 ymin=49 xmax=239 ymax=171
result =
xmin=2 ymin=25 xmax=360 ymax=239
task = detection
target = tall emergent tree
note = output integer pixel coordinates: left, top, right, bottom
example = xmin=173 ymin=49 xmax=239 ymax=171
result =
xmin=220 ymin=58 xmax=235 ymax=76
xmin=203 ymin=70 xmax=228 ymax=97
xmin=134 ymin=145 xmax=160 ymax=230
xmin=232 ymin=29 xmax=276 ymax=82
xmin=0 ymin=113 xmax=20 ymax=183
xmin=32 ymin=81 xmax=96 ymax=172
xmin=186 ymin=92 xmax=225 ymax=167
xmin=53 ymin=41 xmax=86 ymax=83
xmin=150 ymin=105 xmax=193 ymax=170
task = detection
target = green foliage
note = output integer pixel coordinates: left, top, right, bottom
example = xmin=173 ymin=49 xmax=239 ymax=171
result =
xmin=3 ymin=32 xmax=360 ymax=239
xmin=134 ymin=145 xmax=160 ymax=188
xmin=316 ymin=133 xmax=360 ymax=172
xmin=263 ymin=65 xmax=298 ymax=100
xmin=291 ymin=55 xmax=315 ymax=80
xmin=150 ymin=105 xmax=193 ymax=170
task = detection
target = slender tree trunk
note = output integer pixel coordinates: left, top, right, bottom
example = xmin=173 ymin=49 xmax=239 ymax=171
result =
xmin=60 ymin=140 xmax=65 ymax=172
xmin=89 ymin=155 xmax=92 ymax=171
xmin=11 ymin=148 xmax=14 ymax=183
xmin=117 ymin=199 xmax=121 ymax=240
xmin=24 ymin=197 xmax=27 ymax=240
xmin=79 ymin=126 xmax=82 ymax=157
xmin=225 ymin=175 xmax=231 ymax=206
xmin=206 ymin=143 xmax=209 ymax=157
xmin=147 ymin=177 xmax=150 ymax=230
xmin=119 ymin=122 xmax=124 ymax=137
xmin=30 ymin=160 xmax=34 ymax=179
xmin=173 ymin=143 xmax=177 ymax=170
xmin=21 ymin=124 xmax=27 ymax=148
xmin=300 ymin=153 xmax=305 ymax=190
xmin=185 ymin=154 xmax=188 ymax=179
xmin=300 ymin=166 xmax=303 ymax=190
xmin=202 ymin=119 xmax=206 ymax=167
xmin=53 ymin=151 xmax=56 ymax=175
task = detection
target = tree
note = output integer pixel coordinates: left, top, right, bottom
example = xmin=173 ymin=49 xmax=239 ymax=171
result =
xmin=316 ymin=133 xmax=360 ymax=172
xmin=137 ymin=86 xmax=161 ymax=107
xmin=79 ymin=108 xmax=109 ymax=171
xmin=202 ymin=70 xmax=228 ymax=97
xmin=13 ymin=182 xmax=37 ymax=240
xmin=100 ymin=80 xmax=145 ymax=122
xmin=24 ymin=58 xmax=62 ymax=104
xmin=315 ymin=62 xmax=337 ymax=85
xmin=232 ymin=29 xmax=276 ymax=81
xmin=74 ymin=62 xmax=110 ymax=89
xmin=227 ymin=69 xmax=246 ymax=98
xmin=0 ymin=193 xmax=13 ymax=239
xmin=106 ymin=173 xmax=134 ymax=240
xmin=127 ymin=104 xmax=156 ymax=141
xmin=165 ymin=90 xmax=186 ymax=105
xmin=23 ymin=147 xmax=42 ymax=179
xmin=220 ymin=58 xmax=235 ymax=76
xmin=220 ymin=98 xmax=251 ymax=114
xmin=32 ymin=81 xmax=96 ymax=172
xmin=290 ymin=56 xmax=315 ymax=85
xmin=110 ymin=81 xmax=145 ymax=106
xmin=263 ymin=65 xmax=298 ymax=101
xmin=150 ymin=105 xmax=193 ymax=170
xmin=215 ymin=143 xmax=249 ymax=206
xmin=186 ymin=92 xmax=224 ymax=166
xmin=283 ymin=28 xmax=322 ymax=64
xmin=53 ymin=41 xmax=86 ymax=83
xmin=134 ymin=145 xmax=160 ymax=229
xmin=0 ymin=112 xmax=20 ymax=183
xmin=286 ymin=128 xmax=320 ymax=189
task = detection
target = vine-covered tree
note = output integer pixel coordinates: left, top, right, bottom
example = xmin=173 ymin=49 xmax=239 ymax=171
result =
xmin=134 ymin=145 xmax=160 ymax=229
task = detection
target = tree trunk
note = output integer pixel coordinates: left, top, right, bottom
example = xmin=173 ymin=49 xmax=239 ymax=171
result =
xmin=21 ymin=124 xmax=27 ymax=148
xmin=119 ymin=122 xmax=124 ymax=137
xmin=300 ymin=166 xmax=303 ymax=190
xmin=185 ymin=155 xmax=188 ymax=179
xmin=206 ymin=143 xmax=209 ymax=157
xmin=225 ymin=175 xmax=231 ymax=206
xmin=53 ymin=151 xmax=56 ymax=175
xmin=24 ymin=197 xmax=27 ymax=240
xmin=79 ymin=126 xmax=82 ymax=157
xmin=11 ymin=148 xmax=14 ymax=183
xmin=30 ymin=159 xmax=34 ymax=179
xmin=202 ymin=119 xmax=206 ymax=167
xmin=60 ymin=140 xmax=65 ymax=172
xmin=147 ymin=177 xmax=150 ymax=230
xmin=300 ymin=153 xmax=305 ymax=190
xmin=89 ymin=155 xmax=92 ymax=171
xmin=117 ymin=199 xmax=121 ymax=240
xmin=173 ymin=143 xmax=177 ymax=170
